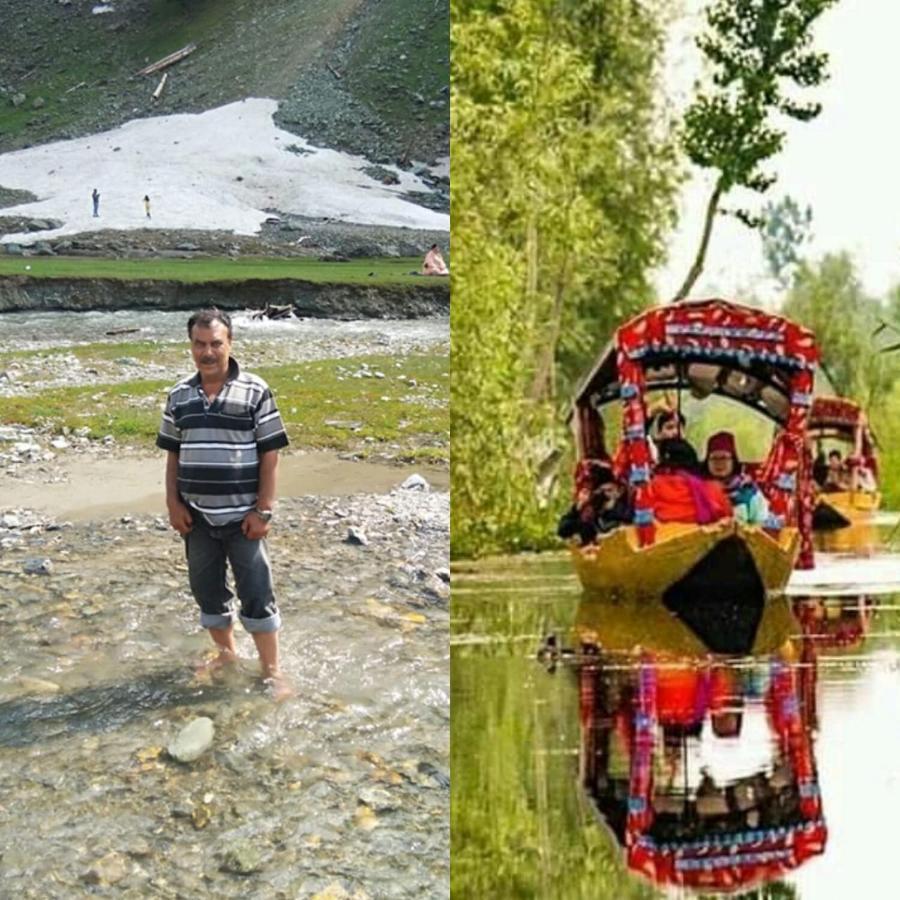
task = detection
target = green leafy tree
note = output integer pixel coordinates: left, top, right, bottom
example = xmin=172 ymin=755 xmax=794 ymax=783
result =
xmin=675 ymin=0 xmax=836 ymax=300
xmin=782 ymin=252 xmax=898 ymax=409
xmin=871 ymin=283 xmax=900 ymax=353
xmin=451 ymin=0 xmax=680 ymax=557
xmin=760 ymin=194 xmax=813 ymax=286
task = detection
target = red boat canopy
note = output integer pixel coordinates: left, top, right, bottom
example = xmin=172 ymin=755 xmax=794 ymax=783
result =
xmin=574 ymin=299 xmax=818 ymax=423
xmin=810 ymin=396 xmax=867 ymax=431
xmin=570 ymin=299 xmax=820 ymax=568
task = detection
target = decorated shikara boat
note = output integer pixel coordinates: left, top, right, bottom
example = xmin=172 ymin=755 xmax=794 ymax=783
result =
xmin=808 ymin=396 xmax=881 ymax=530
xmin=568 ymin=299 xmax=819 ymax=605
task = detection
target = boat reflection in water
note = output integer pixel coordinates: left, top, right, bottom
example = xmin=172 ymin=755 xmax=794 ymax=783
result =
xmin=813 ymin=517 xmax=880 ymax=555
xmin=572 ymin=593 xmax=833 ymax=893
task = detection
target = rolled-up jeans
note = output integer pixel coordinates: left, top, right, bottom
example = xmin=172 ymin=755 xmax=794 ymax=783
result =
xmin=183 ymin=511 xmax=281 ymax=634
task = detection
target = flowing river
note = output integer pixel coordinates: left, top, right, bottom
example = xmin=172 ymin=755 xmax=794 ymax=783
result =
xmin=0 ymin=309 xmax=449 ymax=352
xmin=0 ymin=310 xmax=449 ymax=897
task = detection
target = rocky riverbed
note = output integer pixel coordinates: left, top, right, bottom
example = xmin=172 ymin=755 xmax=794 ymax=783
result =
xmin=0 ymin=485 xmax=449 ymax=898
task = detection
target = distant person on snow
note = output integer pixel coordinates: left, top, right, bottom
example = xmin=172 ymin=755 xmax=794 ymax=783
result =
xmin=92 ymin=188 xmax=100 ymax=217
xmin=143 ymin=195 xmax=151 ymax=219
xmin=422 ymin=244 xmax=448 ymax=276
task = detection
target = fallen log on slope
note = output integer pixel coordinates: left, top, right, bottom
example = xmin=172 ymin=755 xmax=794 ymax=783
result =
xmin=136 ymin=43 xmax=197 ymax=77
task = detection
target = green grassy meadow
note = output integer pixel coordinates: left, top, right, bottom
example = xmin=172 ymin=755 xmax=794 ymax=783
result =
xmin=0 ymin=0 xmax=364 ymax=149
xmin=0 ymin=353 xmax=449 ymax=464
xmin=0 ymin=256 xmax=427 ymax=285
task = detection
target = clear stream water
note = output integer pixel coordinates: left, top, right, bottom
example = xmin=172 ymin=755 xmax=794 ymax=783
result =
xmin=0 ymin=496 xmax=449 ymax=898
xmin=0 ymin=311 xmax=450 ymax=898
xmin=452 ymin=528 xmax=900 ymax=900
xmin=0 ymin=309 xmax=449 ymax=352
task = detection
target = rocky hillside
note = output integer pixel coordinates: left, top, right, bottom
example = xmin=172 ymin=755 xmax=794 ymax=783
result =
xmin=0 ymin=0 xmax=448 ymax=163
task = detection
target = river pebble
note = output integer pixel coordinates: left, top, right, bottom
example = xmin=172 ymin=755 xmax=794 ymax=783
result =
xmin=346 ymin=526 xmax=369 ymax=546
xmin=22 ymin=557 xmax=52 ymax=575
xmin=220 ymin=843 xmax=264 ymax=875
xmin=168 ymin=717 xmax=215 ymax=763
xmin=81 ymin=851 xmax=130 ymax=886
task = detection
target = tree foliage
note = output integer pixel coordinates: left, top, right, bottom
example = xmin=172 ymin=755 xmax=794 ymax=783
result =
xmin=675 ymin=0 xmax=835 ymax=300
xmin=782 ymin=252 xmax=898 ymax=409
xmin=759 ymin=194 xmax=813 ymax=286
xmin=451 ymin=0 xmax=680 ymax=557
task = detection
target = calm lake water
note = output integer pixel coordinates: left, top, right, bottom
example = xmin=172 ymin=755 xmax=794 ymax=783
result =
xmin=451 ymin=530 xmax=900 ymax=899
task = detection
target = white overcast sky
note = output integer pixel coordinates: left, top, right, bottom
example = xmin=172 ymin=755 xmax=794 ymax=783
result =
xmin=654 ymin=0 xmax=900 ymax=304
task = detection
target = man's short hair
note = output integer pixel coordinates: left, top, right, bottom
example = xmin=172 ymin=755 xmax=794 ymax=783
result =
xmin=188 ymin=308 xmax=232 ymax=339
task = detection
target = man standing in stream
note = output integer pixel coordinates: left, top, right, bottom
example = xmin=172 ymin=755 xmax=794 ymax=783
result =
xmin=156 ymin=308 xmax=291 ymax=700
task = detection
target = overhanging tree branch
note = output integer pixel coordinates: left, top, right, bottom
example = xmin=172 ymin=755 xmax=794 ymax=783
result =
xmin=673 ymin=0 xmax=835 ymax=301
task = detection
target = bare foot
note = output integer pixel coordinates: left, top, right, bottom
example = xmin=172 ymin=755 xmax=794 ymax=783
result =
xmin=194 ymin=649 xmax=239 ymax=679
xmin=263 ymin=671 xmax=294 ymax=703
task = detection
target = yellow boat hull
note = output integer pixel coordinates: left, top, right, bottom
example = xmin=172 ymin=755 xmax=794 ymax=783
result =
xmin=814 ymin=490 xmax=881 ymax=530
xmin=570 ymin=520 xmax=800 ymax=600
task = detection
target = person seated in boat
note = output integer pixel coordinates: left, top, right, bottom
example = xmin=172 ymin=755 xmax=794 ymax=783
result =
xmin=650 ymin=438 xmax=732 ymax=525
xmin=856 ymin=462 xmax=877 ymax=492
xmin=702 ymin=431 xmax=770 ymax=526
xmin=842 ymin=454 xmax=878 ymax=493
xmin=823 ymin=449 xmax=849 ymax=492
xmin=647 ymin=407 xmax=684 ymax=447
xmin=557 ymin=461 xmax=632 ymax=544
xmin=812 ymin=451 xmax=828 ymax=488
xmin=421 ymin=244 xmax=449 ymax=276
xmin=595 ymin=477 xmax=632 ymax=532
xmin=646 ymin=407 xmax=686 ymax=466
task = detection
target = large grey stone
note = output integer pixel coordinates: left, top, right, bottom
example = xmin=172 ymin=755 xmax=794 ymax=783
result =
xmin=23 ymin=557 xmax=52 ymax=575
xmin=400 ymin=473 xmax=429 ymax=492
xmin=167 ymin=716 xmax=215 ymax=762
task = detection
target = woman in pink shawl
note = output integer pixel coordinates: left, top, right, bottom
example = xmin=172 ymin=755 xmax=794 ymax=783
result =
xmin=650 ymin=438 xmax=732 ymax=525
xmin=422 ymin=244 xmax=449 ymax=276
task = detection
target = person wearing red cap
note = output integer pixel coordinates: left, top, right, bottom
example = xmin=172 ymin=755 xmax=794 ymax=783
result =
xmin=703 ymin=431 xmax=770 ymax=525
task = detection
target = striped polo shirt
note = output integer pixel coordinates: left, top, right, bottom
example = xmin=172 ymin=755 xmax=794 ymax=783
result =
xmin=156 ymin=357 xmax=289 ymax=525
